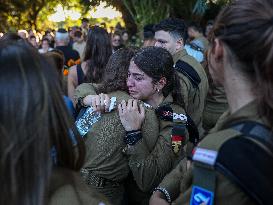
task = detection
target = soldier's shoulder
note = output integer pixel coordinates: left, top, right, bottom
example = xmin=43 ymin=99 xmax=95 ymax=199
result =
xmin=170 ymin=103 xmax=186 ymax=114
xmin=179 ymin=54 xmax=204 ymax=74
xmin=198 ymin=128 xmax=241 ymax=151
xmin=76 ymin=83 xmax=97 ymax=95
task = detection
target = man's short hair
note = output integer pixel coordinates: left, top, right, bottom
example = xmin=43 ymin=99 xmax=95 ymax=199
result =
xmin=188 ymin=22 xmax=203 ymax=33
xmin=154 ymin=18 xmax=187 ymax=40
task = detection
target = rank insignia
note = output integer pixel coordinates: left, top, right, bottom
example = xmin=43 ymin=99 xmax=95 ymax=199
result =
xmin=171 ymin=124 xmax=186 ymax=154
xmin=172 ymin=135 xmax=183 ymax=154
xmin=155 ymin=104 xmax=173 ymax=121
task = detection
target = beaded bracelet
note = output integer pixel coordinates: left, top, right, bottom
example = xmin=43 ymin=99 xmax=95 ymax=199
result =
xmin=153 ymin=187 xmax=172 ymax=203
xmin=124 ymin=130 xmax=142 ymax=146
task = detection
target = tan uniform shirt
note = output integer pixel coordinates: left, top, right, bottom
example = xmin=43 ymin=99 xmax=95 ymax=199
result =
xmin=74 ymin=83 xmax=160 ymax=205
xmin=124 ymin=95 xmax=187 ymax=192
xmin=173 ymin=49 xmax=209 ymax=136
xmin=74 ymin=83 xmax=159 ymax=182
xmin=75 ymin=83 xmax=188 ymax=205
xmin=159 ymin=100 xmax=266 ymax=205
xmin=47 ymin=168 xmax=110 ymax=205
xmin=203 ymin=84 xmax=229 ymax=132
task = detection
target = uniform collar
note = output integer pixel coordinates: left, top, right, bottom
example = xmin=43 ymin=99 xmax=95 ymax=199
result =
xmin=143 ymin=94 xmax=174 ymax=109
xmin=159 ymin=94 xmax=174 ymax=107
xmin=173 ymin=49 xmax=188 ymax=64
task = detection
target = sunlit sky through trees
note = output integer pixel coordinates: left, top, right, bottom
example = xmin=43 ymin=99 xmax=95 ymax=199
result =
xmin=48 ymin=2 xmax=122 ymax=22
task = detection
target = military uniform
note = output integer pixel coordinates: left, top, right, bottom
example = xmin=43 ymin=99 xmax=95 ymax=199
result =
xmin=156 ymin=100 xmax=271 ymax=205
xmin=74 ymin=83 xmax=160 ymax=205
xmin=46 ymin=167 xmax=110 ymax=205
xmin=203 ymin=84 xmax=228 ymax=134
xmin=124 ymin=94 xmax=188 ymax=205
xmin=173 ymin=49 xmax=209 ymax=137
xmin=75 ymin=83 xmax=188 ymax=205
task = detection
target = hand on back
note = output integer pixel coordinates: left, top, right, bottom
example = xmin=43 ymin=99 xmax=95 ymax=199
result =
xmin=118 ymin=99 xmax=145 ymax=131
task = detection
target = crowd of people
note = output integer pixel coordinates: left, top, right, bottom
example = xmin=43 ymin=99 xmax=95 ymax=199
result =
xmin=0 ymin=0 xmax=272 ymax=205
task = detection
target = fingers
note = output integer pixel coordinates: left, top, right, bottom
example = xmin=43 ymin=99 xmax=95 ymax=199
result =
xmin=91 ymin=95 xmax=98 ymax=111
xmin=99 ymin=93 xmax=105 ymax=108
xmin=127 ymin=99 xmax=133 ymax=110
xmin=132 ymin=99 xmax=138 ymax=111
xmin=89 ymin=93 xmax=112 ymax=112
xmin=104 ymin=94 xmax=110 ymax=112
xmin=118 ymin=103 xmax=123 ymax=116
xmin=90 ymin=95 xmax=103 ymax=112
xmin=139 ymin=103 xmax=145 ymax=119
xmin=127 ymin=99 xmax=139 ymax=112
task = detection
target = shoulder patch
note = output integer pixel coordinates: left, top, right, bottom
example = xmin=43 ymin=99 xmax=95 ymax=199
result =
xmin=155 ymin=104 xmax=173 ymax=121
xmin=192 ymin=147 xmax=218 ymax=166
xmin=190 ymin=185 xmax=214 ymax=205
xmin=172 ymin=124 xmax=186 ymax=154
xmin=173 ymin=113 xmax=187 ymax=121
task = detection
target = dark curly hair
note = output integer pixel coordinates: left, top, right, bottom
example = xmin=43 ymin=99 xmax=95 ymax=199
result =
xmin=132 ymin=46 xmax=183 ymax=106
xmin=96 ymin=47 xmax=136 ymax=94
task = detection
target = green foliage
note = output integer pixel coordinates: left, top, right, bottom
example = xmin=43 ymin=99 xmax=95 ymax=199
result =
xmin=0 ymin=0 xmax=230 ymax=33
xmin=0 ymin=0 xmax=65 ymax=31
xmin=123 ymin=0 xmax=169 ymax=26
xmin=123 ymin=0 xmax=169 ymax=39
xmin=193 ymin=0 xmax=208 ymax=16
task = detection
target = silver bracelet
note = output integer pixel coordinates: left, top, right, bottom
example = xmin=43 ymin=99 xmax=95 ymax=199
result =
xmin=153 ymin=187 xmax=171 ymax=203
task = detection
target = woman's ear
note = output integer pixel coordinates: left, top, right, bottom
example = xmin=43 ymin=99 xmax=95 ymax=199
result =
xmin=157 ymin=77 xmax=167 ymax=91
xmin=207 ymin=38 xmax=225 ymax=85
xmin=213 ymin=38 xmax=224 ymax=62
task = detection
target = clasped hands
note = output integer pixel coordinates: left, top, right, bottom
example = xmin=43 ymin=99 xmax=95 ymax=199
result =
xmin=83 ymin=94 xmax=145 ymax=131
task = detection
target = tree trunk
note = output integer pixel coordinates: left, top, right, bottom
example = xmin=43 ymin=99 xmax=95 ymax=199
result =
xmin=112 ymin=0 xmax=137 ymax=36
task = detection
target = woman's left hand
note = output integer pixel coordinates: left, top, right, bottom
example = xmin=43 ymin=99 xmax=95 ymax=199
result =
xmin=118 ymin=99 xmax=145 ymax=131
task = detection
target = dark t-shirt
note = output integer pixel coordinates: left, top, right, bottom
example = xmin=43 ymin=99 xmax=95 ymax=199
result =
xmin=56 ymin=46 xmax=80 ymax=67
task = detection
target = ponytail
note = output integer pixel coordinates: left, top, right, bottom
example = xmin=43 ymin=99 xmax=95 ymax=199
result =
xmin=211 ymin=0 xmax=273 ymax=128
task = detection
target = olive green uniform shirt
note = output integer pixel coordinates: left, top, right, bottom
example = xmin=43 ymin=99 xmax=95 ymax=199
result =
xmin=74 ymin=83 xmax=160 ymax=205
xmin=203 ymin=84 xmax=229 ymax=132
xmin=159 ymin=100 xmax=266 ymax=205
xmin=75 ymin=83 xmax=188 ymax=205
xmin=123 ymin=95 xmax=188 ymax=205
xmin=47 ymin=168 xmax=110 ymax=205
xmin=173 ymin=49 xmax=209 ymax=136
xmin=124 ymin=95 xmax=187 ymax=192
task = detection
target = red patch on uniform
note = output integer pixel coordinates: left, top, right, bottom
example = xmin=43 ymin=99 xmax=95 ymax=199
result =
xmin=172 ymin=135 xmax=185 ymax=154
xmin=172 ymin=135 xmax=185 ymax=142
xmin=162 ymin=111 xmax=172 ymax=117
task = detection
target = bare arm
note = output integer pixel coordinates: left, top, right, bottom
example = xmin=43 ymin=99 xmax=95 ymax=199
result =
xmin=67 ymin=65 xmax=78 ymax=105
